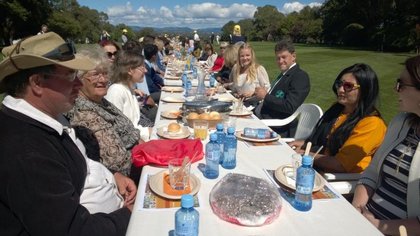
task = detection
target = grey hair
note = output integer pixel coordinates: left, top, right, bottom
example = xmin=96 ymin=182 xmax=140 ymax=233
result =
xmin=76 ymin=45 xmax=111 ymax=78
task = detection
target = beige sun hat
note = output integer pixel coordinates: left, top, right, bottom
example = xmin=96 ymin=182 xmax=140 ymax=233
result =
xmin=0 ymin=32 xmax=95 ymax=81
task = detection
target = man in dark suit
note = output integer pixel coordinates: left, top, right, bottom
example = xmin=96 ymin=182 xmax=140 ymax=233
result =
xmin=254 ymin=40 xmax=310 ymax=137
xmin=143 ymin=44 xmax=164 ymax=94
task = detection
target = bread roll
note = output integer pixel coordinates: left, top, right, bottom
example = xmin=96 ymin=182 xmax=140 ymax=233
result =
xmin=167 ymin=122 xmax=181 ymax=133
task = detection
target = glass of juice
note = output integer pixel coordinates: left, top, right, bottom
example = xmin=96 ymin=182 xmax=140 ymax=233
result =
xmin=193 ymin=120 xmax=208 ymax=140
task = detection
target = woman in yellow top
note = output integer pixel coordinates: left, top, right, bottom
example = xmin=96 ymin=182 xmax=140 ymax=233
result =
xmin=289 ymin=63 xmax=387 ymax=173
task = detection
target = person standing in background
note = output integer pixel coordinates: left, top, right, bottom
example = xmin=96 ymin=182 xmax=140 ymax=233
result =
xmin=121 ymin=29 xmax=128 ymax=46
xmin=37 ymin=24 xmax=48 ymax=35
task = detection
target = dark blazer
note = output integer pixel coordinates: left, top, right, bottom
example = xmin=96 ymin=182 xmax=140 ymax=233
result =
xmin=0 ymin=106 xmax=130 ymax=236
xmin=145 ymin=63 xmax=164 ymax=94
xmin=258 ymin=64 xmax=310 ymax=136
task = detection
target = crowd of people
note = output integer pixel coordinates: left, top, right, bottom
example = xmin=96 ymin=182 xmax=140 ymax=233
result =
xmin=0 ymin=24 xmax=419 ymax=236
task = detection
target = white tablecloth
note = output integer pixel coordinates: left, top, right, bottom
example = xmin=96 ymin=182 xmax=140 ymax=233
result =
xmin=126 ymin=70 xmax=382 ymax=236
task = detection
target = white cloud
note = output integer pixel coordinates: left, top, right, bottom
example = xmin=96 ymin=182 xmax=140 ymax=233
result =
xmin=106 ymin=2 xmax=257 ymax=28
xmin=105 ymin=2 xmax=322 ymax=28
xmin=282 ymin=1 xmax=322 ymax=14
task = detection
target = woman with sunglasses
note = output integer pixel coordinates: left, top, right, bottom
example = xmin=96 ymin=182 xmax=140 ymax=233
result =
xmin=67 ymin=45 xmax=141 ymax=178
xmin=99 ymin=40 xmax=120 ymax=63
xmin=289 ymin=63 xmax=387 ymax=173
xmin=352 ymin=56 xmax=420 ymax=235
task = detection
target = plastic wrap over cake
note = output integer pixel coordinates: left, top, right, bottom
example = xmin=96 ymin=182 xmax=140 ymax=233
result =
xmin=209 ymin=173 xmax=282 ymax=226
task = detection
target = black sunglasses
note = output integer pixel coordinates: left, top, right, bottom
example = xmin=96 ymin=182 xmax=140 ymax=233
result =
xmin=395 ymin=78 xmax=416 ymax=92
xmin=334 ymin=80 xmax=360 ymax=92
xmin=106 ymin=51 xmax=118 ymax=58
xmin=42 ymin=42 xmax=76 ymax=61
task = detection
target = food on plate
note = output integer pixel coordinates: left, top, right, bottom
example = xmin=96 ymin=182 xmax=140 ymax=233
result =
xmin=169 ymin=110 xmax=181 ymax=117
xmin=188 ymin=112 xmax=199 ymax=120
xmin=209 ymin=111 xmax=221 ymax=120
xmin=199 ymin=113 xmax=210 ymax=120
xmin=167 ymin=123 xmax=181 ymax=133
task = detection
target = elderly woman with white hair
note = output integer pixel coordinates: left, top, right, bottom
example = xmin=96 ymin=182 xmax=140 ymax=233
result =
xmin=67 ymin=45 xmax=142 ymax=178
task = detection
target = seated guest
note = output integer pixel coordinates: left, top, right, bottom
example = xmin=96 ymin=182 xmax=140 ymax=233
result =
xmin=229 ymin=43 xmax=270 ymax=107
xmin=58 ymin=115 xmax=136 ymax=214
xmin=352 ymin=55 xmax=420 ymax=235
xmin=203 ymin=43 xmax=218 ymax=68
xmin=0 ymin=32 xmax=130 ymax=235
xmin=289 ymin=63 xmax=387 ymax=173
xmin=254 ymin=40 xmax=310 ymax=137
xmin=154 ymin=38 xmax=166 ymax=73
xmin=99 ymin=39 xmax=120 ymax=63
xmin=143 ymin=44 xmax=164 ymax=94
xmin=211 ymin=42 xmax=228 ymax=72
xmin=67 ymin=46 xmax=143 ymax=176
xmin=122 ymin=40 xmax=158 ymax=122
xmin=105 ymin=50 xmax=153 ymax=141
xmin=216 ymin=43 xmax=240 ymax=85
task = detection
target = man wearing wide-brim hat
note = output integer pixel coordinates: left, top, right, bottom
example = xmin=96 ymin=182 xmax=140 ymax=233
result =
xmin=0 ymin=32 xmax=131 ymax=235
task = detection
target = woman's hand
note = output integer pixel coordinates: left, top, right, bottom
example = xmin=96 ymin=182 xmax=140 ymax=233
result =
xmin=288 ymin=140 xmax=305 ymax=152
xmin=134 ymin=89 xmax=145 ymax=97
xmin=113 ymin=172 xmax=137 ymax=207
xmin=361 ymin=207 xmax=381 ymax=229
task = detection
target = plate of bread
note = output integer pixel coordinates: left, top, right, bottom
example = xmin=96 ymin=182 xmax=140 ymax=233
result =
xmin=157 ymin=123 xmax=191 ymax=139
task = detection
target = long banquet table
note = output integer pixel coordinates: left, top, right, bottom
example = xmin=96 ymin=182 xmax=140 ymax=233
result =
xmin=126 ymin=68 xmax=383 ymax=235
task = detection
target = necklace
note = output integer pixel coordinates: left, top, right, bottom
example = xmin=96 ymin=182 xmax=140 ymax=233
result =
xmin=395 ymin=143 xmax=412 ymax=174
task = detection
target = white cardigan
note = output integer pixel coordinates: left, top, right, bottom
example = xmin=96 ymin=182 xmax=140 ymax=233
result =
xmin=105 ymin=83 xmax=150 ymax=141
xmin=358 ymin=113 xmax=420 ymax=219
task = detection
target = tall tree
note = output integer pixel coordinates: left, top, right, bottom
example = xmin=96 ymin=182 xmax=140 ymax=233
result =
xmin=0 ymin=0 xmax=51 ymax=45
xmin=253 ymin=5 xmax=284 ymax=41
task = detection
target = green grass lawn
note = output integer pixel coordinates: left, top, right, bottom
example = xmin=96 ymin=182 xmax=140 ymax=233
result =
xmin=251 ymin=41 xmax=414 ymax=124
xmin=1 ymin=42 xmax=415 ymax=123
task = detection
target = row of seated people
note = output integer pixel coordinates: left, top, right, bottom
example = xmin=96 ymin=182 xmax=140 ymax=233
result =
xmin=0 ymin=32 xmax=418 ymax=235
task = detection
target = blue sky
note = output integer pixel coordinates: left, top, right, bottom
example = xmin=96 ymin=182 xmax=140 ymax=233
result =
xmin=77 ymin=1 xmax=324 ymax=28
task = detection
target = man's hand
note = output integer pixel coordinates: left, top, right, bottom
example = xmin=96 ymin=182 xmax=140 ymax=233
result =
xmin=113 ymin=172 xmax=137 ymax=207
xmin=255 ymin=87 xmax=268 ymax=100
xmin=134 ymin=89 xmax=145 ymax=97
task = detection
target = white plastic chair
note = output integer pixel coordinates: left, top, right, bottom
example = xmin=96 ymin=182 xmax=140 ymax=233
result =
xmin=323 ymin=172 xmax=361 ymax=195
xmin=261 ymin=103 xmax=323 ymax=141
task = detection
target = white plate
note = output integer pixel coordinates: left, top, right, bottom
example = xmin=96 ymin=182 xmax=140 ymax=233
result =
xmin=161 ymin=110 xmax=182 ymax=119
xmin=217 ymin=97 xmax=234 ymax=102
xmin=162 ymin=86 xmax=184 ymax=93
xmin=229 ymin=110 xmax=253 ymax=117
xmin=274 ymin=165 xmax=325 ymax=192
xmin=157 ymin=126 xmax=191 ymax=139
xmin=149 ymin=170 xmax=201 ymax=200
xmin=164 ymin=75 xmax=181 ymax=80
xmin=234 ymin=131 xmax=280 ymax=143
xmin=162 ymin=96 xmax=185 ymax=103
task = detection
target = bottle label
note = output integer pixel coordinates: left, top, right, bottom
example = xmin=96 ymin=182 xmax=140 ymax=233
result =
xmin=296 ymin=170 xmax=315 ymax=194
xmin=207 ymin=151 xmax=220 ymax=161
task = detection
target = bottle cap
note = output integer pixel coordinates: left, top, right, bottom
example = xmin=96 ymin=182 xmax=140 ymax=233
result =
xmin=227 ymin=127 xmax=235 ymax=134
xmin=216 ymin=123 xmax=224 ymax=131
xmin=181 ymin=194 xmax=194 ymax=208
xmin=210 ymin=133 xmax=217 ymax=141
xmin=302 ymin=155 xmax=313 ymax=166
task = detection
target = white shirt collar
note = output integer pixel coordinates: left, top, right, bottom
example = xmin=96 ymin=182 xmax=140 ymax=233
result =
xmin=2 ymin=95 xmax=65 ymax=135
xmin=145 ymin=59 xmax=152 ymax=67
xmin=282 ymin=63 xmax=296 ymax=75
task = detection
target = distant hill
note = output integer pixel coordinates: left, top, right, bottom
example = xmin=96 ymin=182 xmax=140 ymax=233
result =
xmin=130 ymin=26 xmax=221 ymax=34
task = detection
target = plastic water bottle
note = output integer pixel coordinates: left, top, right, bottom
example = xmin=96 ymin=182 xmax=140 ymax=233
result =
xmin=175 ymin=194 xmax=199 ymax=236
xmin=204 ymin=133 xmax=220 ymax=179
xmin=184 ymin=79 xmax=192 ymax=97
xmin=294 ymin=155 xmax=315 ymax=211
xmin=222 ymin=127 xmax=237 ymax=169
xmin=215 ymin=123 xmax=226 ymax=164
xmin=209 ymin=73 xmax=216 ymax=88
xmin=181 ymin=72 xmax=188 ymax=87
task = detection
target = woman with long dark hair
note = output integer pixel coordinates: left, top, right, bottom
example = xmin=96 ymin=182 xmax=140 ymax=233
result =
xmin=289 ymin=63 xmax=387 ymax=173
xmin=352 ymin=56 xmax=420 ymax=235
